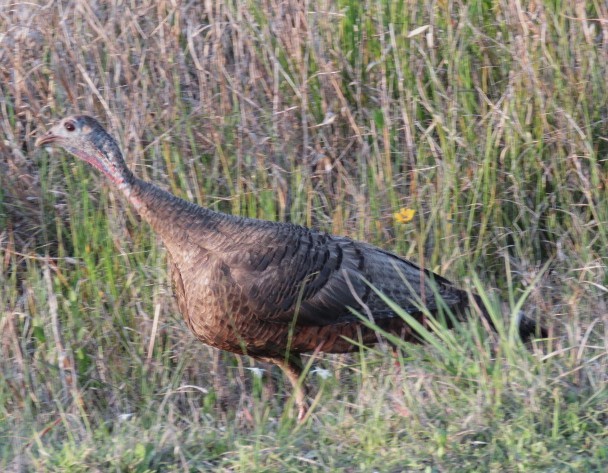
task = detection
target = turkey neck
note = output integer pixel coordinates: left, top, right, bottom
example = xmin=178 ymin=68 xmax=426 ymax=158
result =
xmin=119 ymin=174 xmax=227 ymax=252
xmin=89 ymin=136 xmax=229 ymax=252
xmin=86 ymin=132 xmax=232 ymax=255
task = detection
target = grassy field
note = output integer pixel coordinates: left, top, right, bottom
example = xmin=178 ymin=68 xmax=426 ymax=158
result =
xmin=1 ymin=0 xmax=607 ymax=471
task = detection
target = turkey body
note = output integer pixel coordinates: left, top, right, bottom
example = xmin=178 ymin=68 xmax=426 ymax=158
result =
xmin=35 ymin=115 xmax=544 ymax=421
xmin=133 ymin=181 xmax=467 ymax=360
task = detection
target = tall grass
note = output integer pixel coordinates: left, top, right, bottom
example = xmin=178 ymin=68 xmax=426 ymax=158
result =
xmin=1 ymin=0 xmax=606 ymax=471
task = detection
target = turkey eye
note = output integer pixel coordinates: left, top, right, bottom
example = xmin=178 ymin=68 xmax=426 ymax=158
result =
xmin=64 ymin=121 xmax=76 ymax=132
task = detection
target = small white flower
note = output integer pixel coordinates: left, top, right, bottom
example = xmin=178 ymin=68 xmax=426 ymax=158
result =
xmin=312 ymin=368 xmax=332 ymax=380
xmin=246 ymin=367 xmax=266 ymax=378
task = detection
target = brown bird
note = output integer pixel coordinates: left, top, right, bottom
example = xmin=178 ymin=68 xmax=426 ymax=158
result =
xmin=35 ymin=115 xmax=545 ymax=421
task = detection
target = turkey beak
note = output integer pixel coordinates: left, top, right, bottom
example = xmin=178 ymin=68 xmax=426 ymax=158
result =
xmin=35 ymin=130 xmax=58 ymax=147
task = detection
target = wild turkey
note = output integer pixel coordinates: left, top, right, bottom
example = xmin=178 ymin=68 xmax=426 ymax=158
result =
xmin=35 ymin=115 xmax=545 ymax=420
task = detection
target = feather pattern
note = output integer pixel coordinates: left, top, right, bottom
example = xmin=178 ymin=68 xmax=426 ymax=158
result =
xmin=129 ymin=177 xmax=472 ymax=356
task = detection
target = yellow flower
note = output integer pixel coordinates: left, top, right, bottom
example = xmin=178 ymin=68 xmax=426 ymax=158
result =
xmin=394 ymin=208 xmax=416 ymax=224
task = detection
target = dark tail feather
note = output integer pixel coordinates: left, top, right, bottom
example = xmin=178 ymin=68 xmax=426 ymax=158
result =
xmin=468 ymin=294 xmax=547 ymax=341
xmin=517 ymin=311 xmax=548 ymax=341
